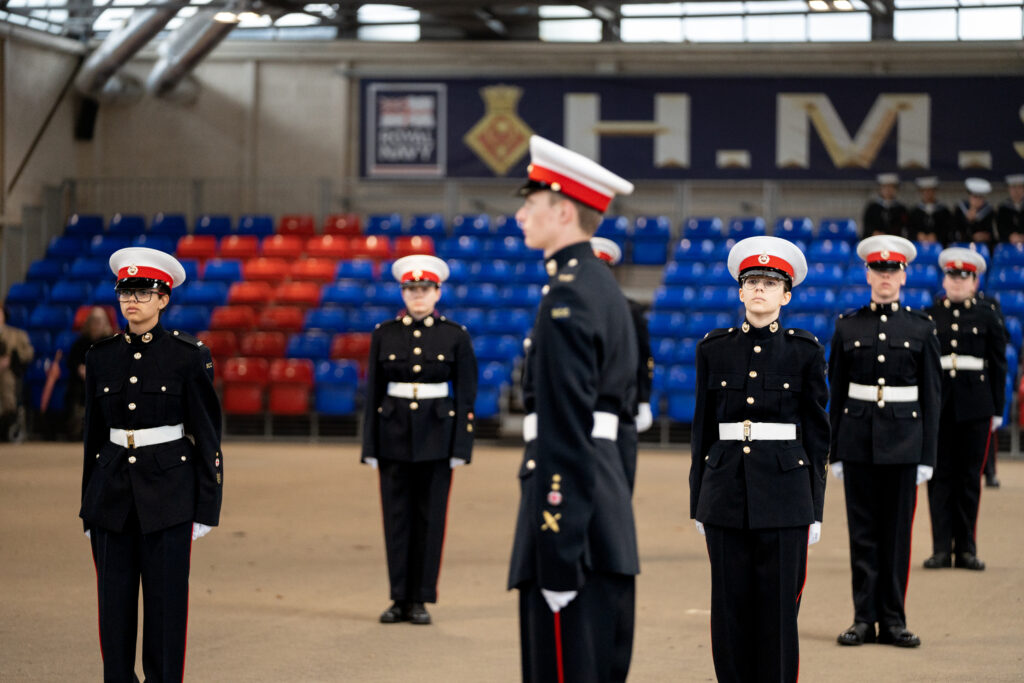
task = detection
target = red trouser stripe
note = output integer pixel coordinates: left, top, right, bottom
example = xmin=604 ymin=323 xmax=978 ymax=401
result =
xmin=181 ymin=533 xmax=194 ymax=683
xmin=553 ymin=610 xmax=566 ymax=683
xmin=796 ymin=525 xmax=810 ymax=604
xmin=904 ymin=487 xmax=919 ymax=605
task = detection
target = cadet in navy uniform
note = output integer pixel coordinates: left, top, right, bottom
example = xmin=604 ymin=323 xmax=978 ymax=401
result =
xmin=923 ymin=248 xmax=1007 ymax=571
xmin=830 ymin=236 xmax=941 ymax=648
xmin=81 ymin=247 xmax=223 ymax=682
xmin=996 ymin=174 xmax=1024 ymax=244
xmin=689 ymin=236 xmax=829 ymax=683
xmin=863 ymin=173 xmax=909 ymax=237
xmin=361 ymin=254 xmax=477 ymax=626
xmin=591 ymin=236 xmax=654 ymax=489
xmin=952 ymin=177 xmax=997 ymax=245
xmin=508 ymin=135 xmax=639 ymax=683
xmin=907 ymin=176 xmax=952 ymax=244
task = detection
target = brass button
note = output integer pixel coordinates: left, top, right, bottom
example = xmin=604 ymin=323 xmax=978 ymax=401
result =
xmin=410 ymin=401 xmax=419 ymax=410
xmin=130 ymin=376 xmax=138 ymax=384
xmin=449 ymin=410 xmax=455 ymax=417
xmin=746 ymin=396 xmax=754 ymax=404
xmin=753 ymin=345 xmax=762 ymax=353
xmin=95 ymin=453 xmax=100 ymax=459
xmin=877 ymin=355 xmax=885 ymax=362
xmin=798 ymin=459 xmax=804 ymax=465
xmin=904 ymin=341 xmax=910 ymax=348
xmin=878 ymin=333 xmax=886 ymax=341
xmin=749 ymin=371 xmax=757 ymax=378
xmin=568 ymin=258 xmax=579 ymax=267
xmin=161 ymin=386 xmax=166 ymax=392
xmin=783 ymin=382 xmax=790 ymax=389
xmin=542 ymin=285 xmax=550 ymax=295
xmin=128 ymin=456 xmax=137 ymax=464
xmin=128 ymin=403 xmax=137 ymax=410
xmin=413 ymin=365 xmax=422 ymax=373
xmin=854 ymin=341 xmax=861 ymax=347
xmin=526 ymin=459 xmax=536 ymax=470
xmin=912 ymin=411 xmax=918 ymax=418
xmin=705 ymin=455 xmax=709 ymax=461
xmin=133 ymin=352 xmax=142 ymax=360
xmin=743 ymin=446 xmax=751 ymax=454
xmin=980 ymin=374 xmax=985 ymax=381
xmin=467 ymin=424 xmax=473 ymax=432
xmin=950 ymin=370 xmax=957 ymax=378
xmin=951 ymin=340 xmax=958 ymax=348
xmin=844 ymin=407 xmax=849 ymax=413
xmin=553 ymin=474 xmax=562 ymax=482
xmin=181 ymin=456 xmax=187 ymax=462
xmin=551 ymin=483 xmax=561 ymax=491
xmin=951 ymin=324 xmax=959 ymax=331
xmin=413 ymin=347 xmax=422 ymax=355
xmin=878 ymin=377 xmax=885 ymax=385
xmin=377 ymin=406 xmax=383 ymax=413
xmin=880 ymin=315 xmax=888 ymax=322
xmin=403 ymin=315 xmax=413 ymax=326
xmin=877 ymin=400 xmax=885 ymax=407
xmin=413 ymin=330 xmax=422 ymax=338
xmin=437 ymin=354 xmax=445 ymax=361
xmin=953 ymin=310 xmax=960 ymax=318
xmin=721 ymin=380 xmax=727 ymax=387
xmin=388 ymin=354 xmax=396 ymax=361
xmin=104 ymin=387 xmax=110 ymax=393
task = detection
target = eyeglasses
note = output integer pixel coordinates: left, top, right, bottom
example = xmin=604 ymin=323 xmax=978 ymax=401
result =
xmin=117 ymin=289 xmax=160 ymax=303
xmin=741 ymin=277 xmax=784 ymax=291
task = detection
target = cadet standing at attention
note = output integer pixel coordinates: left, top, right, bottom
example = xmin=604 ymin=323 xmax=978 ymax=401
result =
xmin=689 ymin=236 xmax=830 ymax=683
xmin=829 ymin=235 xmax=941 ymax=649
xmin=361 ymin=254 xmax=477 ymax=626
xmin=508 ymin=135 xmax=639 ymax=683
xmin=863 ymin=173 xmax=909 ymax=237
xmin=80 ymin=247 xmax=223 ymax=682
xmin=923 ymin=248 xmax=1007 ymax=572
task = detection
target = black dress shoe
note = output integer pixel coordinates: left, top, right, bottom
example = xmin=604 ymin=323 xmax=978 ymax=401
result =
xmin=407 ymin=602 xmax=432 ymax=625
xmin=923 ymin=553 xmax=952 ymax=569
xmin=877 ymin=626 xmax=921 ymax=648
xmin=837 ymin=622 xmax=876 ymax=646
xmin=985 ymin=475 xmax=1000 ymax=488
xmin=955 ymin=553 xmax=986 ymax=570
xmin=379 ymin=602 xmax=409 ymax=624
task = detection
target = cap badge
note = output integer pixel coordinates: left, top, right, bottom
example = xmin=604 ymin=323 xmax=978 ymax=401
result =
xmin=954 ymin=260 xmax=963 ymax=269
xmin=127 ymin=265 xmax=139 ymax=276
xmin=758 ymin=253 xmax=770 ymax=265
xmin=880 ymin=250 xmax=890 ymax=260
xmin=413 ymin=269 xmax=423 ymax=280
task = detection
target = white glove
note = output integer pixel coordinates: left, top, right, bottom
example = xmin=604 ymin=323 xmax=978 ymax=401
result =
xmin=830 ymin=462 xmax=844 ymax=481
xmin=363 ymin=457 xmax=379 ymax=470
xmin=808 ymin=521 xmax=822 ymax=545
xmin=635 ymin=403 xmax=653 ymax=433
xmin=916 ymin=465 xmax=934 ymax=486
xmin=450 ymin=457 xmax=467 ymax=469
xmin=85 ymin=529 xmax=91 ymax=540
xmin=192 ymin=523 xmax=212 ymax=541
xmin=991 ymin=416 xmax=1003 ymax=431
xmin=695 ymin=521 xmax=705 ymax=536
xmin=541 ymin=589 xmax=578 ymax=613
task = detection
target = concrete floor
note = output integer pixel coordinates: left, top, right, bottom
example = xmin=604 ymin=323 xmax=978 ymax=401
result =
xmin=1 ymin=441 xmax=1022 ymax=682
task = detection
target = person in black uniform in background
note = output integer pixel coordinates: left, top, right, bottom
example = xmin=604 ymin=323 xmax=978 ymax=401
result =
xmin=907 ymin=177 xmax=952 ymax=244
xmin=923 ymin=248 xmax=1007 ymax=571
xmin=863 ymin=173 xmax=908 ymax=237
xmin=591 ymin=236 xmax=654 ymax=489
xmin=830 ymin=235 xmax=941 ymax=649
xmin=689 ymin=236 xmax=829 ymax=683
xmin=508 ymin=135 xmax=638 ymax=683
xmin=361 ymin=254 xmax=477 ymax=626
xmin=81 ymin=247 xmax=223 ymax=682
xmin=973 ymin=272 xmax=1008 ymax=489
xmin=952 ymin=178 xmax=997 ymax=245
xmin=997 ymin=174 xmax=1024 ymax=244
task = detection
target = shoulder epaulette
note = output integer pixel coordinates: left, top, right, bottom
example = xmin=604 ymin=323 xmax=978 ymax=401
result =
xmin=93 ymin=333 xmax=120 ymax=347
xmin=700 ymin=327 xmax=736 ymax=344
xmin=905 ymin=307 xmax=932 ymax=321
xmin=837 ymin=308 xmax=862 ymax=320
xmin=784 ymin=327 xmax=822 ymax=345
xmin=170 ymin=330 xmax=203 ymax=348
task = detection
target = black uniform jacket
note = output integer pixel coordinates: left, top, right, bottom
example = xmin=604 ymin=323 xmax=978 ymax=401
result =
xmin=628 ymin=298 xmax=653 ymax=408
xmin=80 ymin=324 xmax=223 ymax=534
xmin=952 ymin=201 xmax=997 ymax=243
xmin=908 ymin=202 xmax=952 ymax=240
xmin=361 ymin=311 xmax=477 ymax=464
xmin=925 ymin=295 xmax=1007 ymax=422
xmin=997 ymin=200 xmax=1023 ymax=241
xmin=509 ymin=242 xmax=639 ymax=592
xmin=689 ymin=322 xmax=830 ymax=529
xmin=863 ymin=199 xmax=909 ymax=237
xmin=829 ymin=302 xmax=941 ymax=467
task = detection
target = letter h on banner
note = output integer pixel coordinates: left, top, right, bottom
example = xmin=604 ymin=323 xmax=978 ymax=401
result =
xmin=564 ymin=93 xmax=690 ymax=168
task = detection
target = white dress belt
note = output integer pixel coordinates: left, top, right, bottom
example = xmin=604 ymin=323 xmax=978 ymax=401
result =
xmin=386 ymin=382 xmax=449 ymax=399
xmin=940 ymin=354 xmax=984 ymax=371
xmin=109 ymin=424 xmax=185 ymax=449
xmin=523 ymin=411 xmax=619 ymax=442
xmin=848 ymin=382 xmax=919 ymax=403
xmin=718 ymin=421 xmax=796 ymax=441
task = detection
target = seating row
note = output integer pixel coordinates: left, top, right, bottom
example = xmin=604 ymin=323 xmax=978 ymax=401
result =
xmin=63 ymin=212 xmax=364 ymax=238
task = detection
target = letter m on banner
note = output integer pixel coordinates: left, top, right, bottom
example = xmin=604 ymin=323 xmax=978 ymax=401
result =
xmin=776 ymin=93 xmax=930 ymax=170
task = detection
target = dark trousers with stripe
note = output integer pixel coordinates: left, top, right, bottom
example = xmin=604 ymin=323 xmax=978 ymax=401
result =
xmin=379 ymin=458 xmax=453 ymax=604
xmin=843 ymin=462 xmax=917 ymax=629
xmin=928 ymin=414 xmax=989 ymax=557
xmin=704 ymin=525 xmax=808 ymax=683
xmin=518 ymin=573 xmax=635 ymax=683
xmin=90 ymin=518 xmax=192 ymax=683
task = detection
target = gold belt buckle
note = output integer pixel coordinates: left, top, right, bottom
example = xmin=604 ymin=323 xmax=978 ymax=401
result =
xmin=742 ymin=420 xmax=752 ymax=441
xmin=950 ymin=353 xmax=958 ymax=370
xmin=876 ymin=386 xmax=884 ymax=402
xmin=126 ymin=430 xmax=136 ymax=449
xmin=412 ymin=383 xmax=419 ymax=399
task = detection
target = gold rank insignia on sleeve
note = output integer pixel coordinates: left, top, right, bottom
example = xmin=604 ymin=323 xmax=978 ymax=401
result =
xmin=551 ymin=307 xmax=571 ymax=319
xmin=541 ymin=510 xmax=561 ymax=533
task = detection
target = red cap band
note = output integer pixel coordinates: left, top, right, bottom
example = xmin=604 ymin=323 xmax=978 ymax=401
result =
xmin=866 ymin=251 xmax=907 ymax=264
xmin=529 ymin=164 xmax=612 ymax=212
xmin=118 ymin=265 xmax=174 ymax=289
xmin=739 ymin=254 xmax=795 ymax=279
xmin=944 ymin=260 xmax=977 ymax=273
xmin=401 ymin=269 xmax=440 ymax=284
xmin=594 ymin=250 xmax=616 ymax=263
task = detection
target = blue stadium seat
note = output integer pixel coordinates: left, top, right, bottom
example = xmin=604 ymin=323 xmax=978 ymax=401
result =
xmin=513 ymin=261 xmax=547 ymax=284
xmin=774 ymin=217 xmax=814 ymax=242
xmin=485 ymin=309 xmax=533 ymax=335
xmin=305 ymin=307 xmax=348 ymax=333
xmin=48 ymin=280 xmax=93 ymax=306
xmin=651 ymin=338 xmax=677 ymax=365
xmin=55 ymin=329 xmax=82 ymax=353
xmin=445 ymin=260 xmax=469 ymax=285
xmin=150 ymin=213 xmax=188 ymax=237
xmin=287 ymin=331 xmax=332 ymax=360
xmin=5 ymin=281 xmax=48 ymax=306
xmin=348 ymin=307 xmax=393 ymax=332
xmin=237 ymin=214 xmax=274 ymax=237
xmin=131 ymin=233 xmax=177 ymax=253
xmin=336 ymin=260 xmax=376 ymax=282
xmin=479 ymin=361 xmax=512 ymax=387
xmin=666 ymin=365 xmax=697 ymax=391
xmin=788 ymin=288 xmax=836 ymax=313
xmin=366 ymin=213 xmax=403 ymax=236
xmin=667 ymin=392 xmax=697 ymax=422
xmin=949 ymin=242 xmax=990 ymax=263
xmin=683 ymin=312 xmax=734 ymax=338
xmin=632 ymin=216 xmax=671 ymax=265
xmin=652 ymin=286 xmax=696 ymax=311
xmin=107 ymin=213 xmax=147 ymax=236
xmin=25 ymin=357 xmax=67 ymax=412
xmin=407 ymin=213 xmax=447 ymax=237
xmin=194 ymin=214 xmax=233 ymax=237
xmin=913 ymin=241 xmax=942 ymax=265
xmin=501 ymin=285 xmax=542 ymax=308
xmin=64 ymin=214 xmax=105 ymax=238
xmin=648 ymin=312 xmax=685 ymax=337
xmin=494 ymin=215 xmax=521 ymax=237
xmin=485 ymin=236 xmax=537 ymax=261
xmin=452 ymin=214 xmax=492 ymax=237
xmin=843 ymin=265 xmax=868 ymax=287
xmin=902 ymin=289 xmax=933 ymax=309
xmin=803 ymin=263 xmax=845 ymax=288
xmin=47 ymin=236 xmax=88 ymax=260
xmin=163 ymin=306 xmax=211 ymax=333
xmin=596 ymin=216 xmax=630 ymax=250
xmin=472 ymin=260 xmax=513 ymax=284
xmin=675 ymin=338 xmax=699 ymax=364
xmin=1003 ymin=316 xmax=1022 ymax=350
xmin=473 ymin=335 xmax=521 ymax=361
xmin=997 ymin=292 xmax=1024 ymax=318
xmin=436 ymin=236 xmax=483 ymax=261
xmin=178 ymin=259 xmax=200 ymax=284
xmin=993 ymin=243 xmax=1024 ymax=267
xmin=69 ymin=257 xmax=109 ymax=280
xmin=663 ymin=261 xmax=704 ymax=286
xmin=202 ymin=259 xmax=243 ymax=283
xmin=177 ymin=281 xmax=228 ymax=307
xmin=474 ymin=387 xmax=501 ymax=418
xmin=5 ymin=305 xmax=30 ymax=328
xmin=673 ymin=238 xmax=715 ymax=262
xmin=704 ymin=263 xmax=735 ymax=286
xmin=89 ymin=235 xmax=131 ymax=258
xmin=27 ymin=330 xmax=53 ymax=357
xmin=366 ymin=283 xmax=402 ymax=307
xmin=90 ymin=284 xmax=120 ymax=307
xmin=727 ymin=217 xmax=766 ymax=240
xmin=26 ymin=259 xmax=68 ymax=283
xmin=682 ymin=216 xmax=723 ymax=241
xmin=988 ymin=266 xmax=1024 ymax=291
xmin=454 ymin=308 xmax=486 ymax=334
xmin=818 ymin=218 xmax=858 ymax=243
xmin=27 ymin=304 xmax=73 ymax=331
xmin=321 ymin=282 xmax=365 ymax=307
xmin=807 ymin=239 xmax=852 ymax=264
xmin=906 ymin=264 xmax=940 ymax=289
xmin=315 ymin=360 xmax=359 ymax=415
xmin=785 ymin=313 xmax=830 ymax=342
xmin=460 ymin=283 xmax=500 ymax=307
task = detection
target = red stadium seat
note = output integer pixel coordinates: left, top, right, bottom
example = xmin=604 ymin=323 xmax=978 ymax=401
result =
xmin=330 ymin=332 xmax=373 ymax=360
xmin=259 ymin=306 xmax=305 ymax=332
xmin=277 ymin=214 xmax=316 ymax=236
xmin=195 ymin=330 xmax=238 ymax=362
xmin=243 ymin=257 xmax=290 ymax=283
xmin=289 ymin=258 xmax=337 ymax=283
xmin=393 ymin=235 xmax=435 ymax=258
xmin=219 ymin=235 xmax=260 ymax=260
xmin=273 ymin=281 xmax=321 ymax=307
xmin=305 ymin=234 xmax=351 ymax=259
xmin=268 ymin=358 xmax=314 ymax=415
xmin=323 ymin=213 xmax=362 ymax=236
xmin=238 ymin=330 xmax=287 ymax=358
xmin=227 ymin=281 xmax=273 ymax=306
xmin=349 ymin=235 xmax=392 ymax=260
xmin=221 ymin=357 xmax=268 ymax=414
xmin=261 ymin=234 xmax=304 ymax=260
xmin=73 ymin=304 xmax=118 ymax=332
xmin=209 ymin=305 xmax=258 ymax=331
xmin=176 ymin=235 xmax=218 ymax=260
